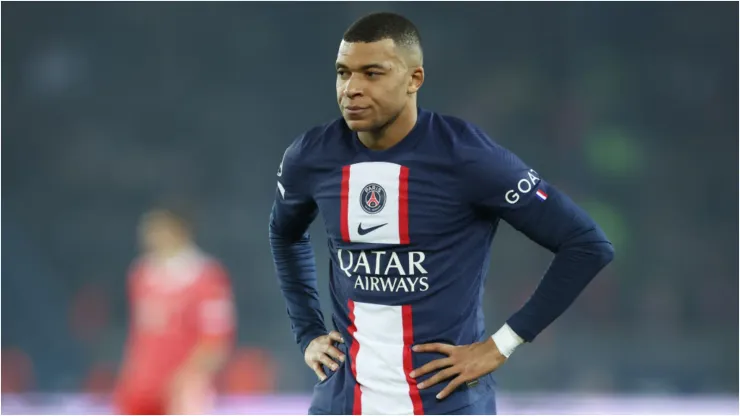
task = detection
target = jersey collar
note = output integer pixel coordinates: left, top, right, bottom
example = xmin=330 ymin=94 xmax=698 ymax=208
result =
xmin=349 ymin=107 xmax=429 ymax=159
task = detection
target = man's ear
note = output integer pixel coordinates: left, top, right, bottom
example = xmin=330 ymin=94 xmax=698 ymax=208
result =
xmin=408 ymin=66 xmax=424 ymax=94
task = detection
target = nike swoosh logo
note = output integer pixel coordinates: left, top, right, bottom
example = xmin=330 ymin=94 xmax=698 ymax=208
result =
xmin=357 ymin=223 xmax=388 ymax=235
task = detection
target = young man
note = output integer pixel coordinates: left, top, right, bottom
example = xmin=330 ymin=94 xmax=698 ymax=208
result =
xmin=115 ymin=205 xmax=235 ymax=414
xmin=269 ymin=12 xmax=614 ymax=415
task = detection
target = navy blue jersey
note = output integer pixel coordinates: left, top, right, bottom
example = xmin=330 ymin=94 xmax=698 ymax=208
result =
xmin=270 ymin=108 xmax=614 ymax=415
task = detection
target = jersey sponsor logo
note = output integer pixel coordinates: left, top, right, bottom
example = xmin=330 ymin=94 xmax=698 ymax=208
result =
xmin=357 ymin=223 xmax=387 ymax=235
xmin=360 ymin=183 xmax=386 ymax=214
xmin=337 ymin=249 xmax=430 ymax=293
xmin=353 ymin=275 xmax=429 ymax=293
xmin=505 ymin=169 xmax=542 ymax=204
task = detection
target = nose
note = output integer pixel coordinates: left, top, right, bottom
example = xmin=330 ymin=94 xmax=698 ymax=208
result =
xmin=342 ymin=74 xmax=363 ymax=99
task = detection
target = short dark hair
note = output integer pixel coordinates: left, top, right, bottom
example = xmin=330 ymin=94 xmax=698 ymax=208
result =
xmin=343 ymin=12 xmax=422 ymax=52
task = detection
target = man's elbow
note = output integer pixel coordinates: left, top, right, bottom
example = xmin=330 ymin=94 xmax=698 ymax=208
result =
xmin=576 ymin=223 xmax=615 ymax=267
xmin=269 ymin=212 xmax=308 ymax=244
xmin=269 ymin=215 xmax=292 ymax=243
xmin=594 ymin=241 xmax=615 ymax=267
xmin=269 ymin=211 xmax=282 ymax=236
xmin=561 ymin=224 xmax=615 ymax=265
xmin=564 ymin=227 xmax=615 ymax=268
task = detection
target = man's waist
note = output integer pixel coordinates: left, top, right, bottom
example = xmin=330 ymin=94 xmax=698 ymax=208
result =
xmin=314 ymin=361 xmax=494 ymax=415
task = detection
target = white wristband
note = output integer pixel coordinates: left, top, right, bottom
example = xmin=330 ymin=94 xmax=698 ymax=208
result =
xmin=491 ymin=324 xmax=524 ymax=358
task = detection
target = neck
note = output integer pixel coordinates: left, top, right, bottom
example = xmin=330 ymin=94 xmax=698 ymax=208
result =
xmin=152 ymin=241 xmax=191 ymax=260
xmin=357 ymin=102 xmax=417 ymax=151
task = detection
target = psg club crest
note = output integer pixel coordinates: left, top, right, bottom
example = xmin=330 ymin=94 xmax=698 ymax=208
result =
xmin=360 ymin=183 xmax=386 ymax=214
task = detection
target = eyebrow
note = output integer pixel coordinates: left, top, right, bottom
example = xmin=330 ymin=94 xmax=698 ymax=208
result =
xmin=335 ymin=63 xmax=388 ymax=71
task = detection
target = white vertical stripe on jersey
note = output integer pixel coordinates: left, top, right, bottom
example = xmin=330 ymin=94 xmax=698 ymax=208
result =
xmin=347 ymin=162 xmax=402 ymax=244
xmin=352 ymin=301 xmax=415 ymax=415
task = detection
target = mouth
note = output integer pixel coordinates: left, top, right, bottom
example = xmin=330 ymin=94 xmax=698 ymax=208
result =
xmin=344 ymin=106 xmax=369 ymax=116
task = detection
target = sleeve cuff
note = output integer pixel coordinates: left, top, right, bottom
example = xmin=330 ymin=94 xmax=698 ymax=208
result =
xmin=491 ymin=323 xmax=524 ymax=358
xmin=299 ymin=330 xmax=329 ymax=355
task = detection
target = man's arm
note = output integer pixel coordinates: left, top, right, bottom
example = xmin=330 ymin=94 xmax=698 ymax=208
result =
xmin=462 ymin=131 xmax=615 ymax=350
xmin=182 ymin=264 xmax=236 ymax=374
xmin=410 ymin=131 xmax=614 ymax=400
xmin=122 ymin=262 xmax=142 ymax=352
xmin=410 ymin=128 xmax=614 ymax=400
xmin=168 ymin=264 xmax=235 ymax=413
xmin=269 ymin=138 xmax=328 ymax=355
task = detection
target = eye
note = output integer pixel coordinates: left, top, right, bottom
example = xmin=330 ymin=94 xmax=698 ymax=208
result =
xmin=337 ymin=69 xmax=349 ymax=78
xmin=367 ymin=72 xmax=381 ymax=78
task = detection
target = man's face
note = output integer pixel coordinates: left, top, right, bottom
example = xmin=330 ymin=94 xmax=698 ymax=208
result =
xmin=138 ymin=211 xmax=185 ymax=254
xmin=336 ymin=39 xmax=415 ymax=132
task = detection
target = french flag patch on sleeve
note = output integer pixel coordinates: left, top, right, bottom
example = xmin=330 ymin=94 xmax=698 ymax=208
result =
xmin=536 ymin=189 xmax=548 ymax=201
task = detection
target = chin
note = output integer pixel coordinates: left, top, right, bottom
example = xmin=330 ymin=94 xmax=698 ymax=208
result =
xmin=344 ymin=117 xmax=377 ymax=132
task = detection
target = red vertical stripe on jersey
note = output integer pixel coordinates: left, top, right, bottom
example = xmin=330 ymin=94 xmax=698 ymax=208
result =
xmin=348 ymin=300 xmax=362 ymax=415
xmin=340 ymin=166 xmax=351 ymax=242
xmin=398 ymin=166 xmax=410 ymax=245
xmin=402 ymin=305 xmax=424 ymax=415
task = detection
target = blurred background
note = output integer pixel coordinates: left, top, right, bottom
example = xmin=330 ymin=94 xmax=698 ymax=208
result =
xmin=2 ymin=1 xmax=738 ymax=414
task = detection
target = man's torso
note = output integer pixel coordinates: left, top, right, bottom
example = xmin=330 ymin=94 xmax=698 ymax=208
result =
xmin=118 ymin=250 xmax=219 ymax=397
xmin=300 ymin=110 xmax=500 ymax=414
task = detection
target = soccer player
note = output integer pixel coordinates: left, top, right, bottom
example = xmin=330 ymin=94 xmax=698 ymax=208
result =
xmin=115 ymin=204 xmax=235 ymax=415
xmin=269 ymin=12 xmax=614 ymax=415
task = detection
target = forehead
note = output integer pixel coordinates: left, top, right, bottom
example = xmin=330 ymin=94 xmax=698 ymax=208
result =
xmin=336 ymin=39 xmax=401 ymax=68
xmin=141 ymin=211 xmax=177 ymax=227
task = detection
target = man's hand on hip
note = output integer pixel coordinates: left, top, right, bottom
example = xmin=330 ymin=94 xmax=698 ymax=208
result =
xmin=410 ymin=337 xmax=507 ymax=400
xmin=305 ymin=331 xmax=345 ymax=381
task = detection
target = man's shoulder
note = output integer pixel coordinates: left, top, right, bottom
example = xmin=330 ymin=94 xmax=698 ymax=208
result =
xmin=423 ymin=109 xmax=501 ymax=157
xmin=199 ymin=256 xmax=231 ymax=285
xmin=428 ymin=110 xmax=477 ymax=133
xmin=128 ymin=256 xmax=149 ymax=281
xmin=423 ymin=110 xmax=526 ymax=187
xmin=305 ymin=116 xmax=349 ymax=141
xmin=285 ymin=117 xmax=349 ymax=161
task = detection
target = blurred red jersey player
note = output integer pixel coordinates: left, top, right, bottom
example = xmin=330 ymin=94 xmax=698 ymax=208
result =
xmin=115 ymin=204 xmax=236 ymax=415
